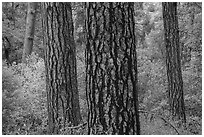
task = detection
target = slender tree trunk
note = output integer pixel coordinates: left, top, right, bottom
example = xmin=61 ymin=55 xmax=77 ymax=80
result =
xmin=162 ymin=2 xmax=186 ymax=123
xmin=11 ymin=2 xmax=15 ymax=28
xmin=86 ymin=2 xmax=140 ymax=134
xmin=2 ymin=36 xmax=12 ymax=65
xmin=42 ymin=2 xmax=82 ymax=134
xmin=22 ymin=2 xmax=37 ymax=63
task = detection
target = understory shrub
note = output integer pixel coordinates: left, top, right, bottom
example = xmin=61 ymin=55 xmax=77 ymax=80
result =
xmin=2 ymin=53 xmax=47 ymax=135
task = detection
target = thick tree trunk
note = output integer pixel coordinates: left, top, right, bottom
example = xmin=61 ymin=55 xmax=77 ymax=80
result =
xmin=86 ymin=2 xmax=140 ymax=135
xmin=43 ymin=2 xmax=82 ymax=134
xmin=22 ymin=2 xmax=37 ymax=63
xmin=162 ymin=2 xmax=186 ymax=123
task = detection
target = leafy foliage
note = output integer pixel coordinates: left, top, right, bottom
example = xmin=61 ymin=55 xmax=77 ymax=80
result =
xmin=2 ymin=53 xmax=47 ymax=134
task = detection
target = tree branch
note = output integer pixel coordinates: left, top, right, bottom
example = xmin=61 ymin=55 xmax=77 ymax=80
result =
xmin=139 ymin=110 xmax=180 ymax=135
xmin=66 ymin=122 xmax=87 ymax=129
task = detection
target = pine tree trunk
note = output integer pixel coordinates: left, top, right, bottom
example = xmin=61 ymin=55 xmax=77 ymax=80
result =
xmin=86 ymin=2 xmax=140 ymax=134
xmin=43 ymin=2 xmax=82 ymax=134
xmin=162 ymin=2 xmax=186 ymax=123
xmin=22 ymin=2 xmax=37 ymax=62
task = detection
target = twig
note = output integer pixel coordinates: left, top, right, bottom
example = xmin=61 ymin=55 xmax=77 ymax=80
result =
xmin=66 ymin=122 xmax=87 ymax=129
xmin=156 ymin=115 xmax=180 ymax=135
xmin=139 ymin=110 xmax=180 ymax=135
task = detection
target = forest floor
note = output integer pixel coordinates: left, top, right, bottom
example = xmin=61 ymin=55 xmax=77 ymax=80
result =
xmin=2 ymin=52 xmax=202 ymax=135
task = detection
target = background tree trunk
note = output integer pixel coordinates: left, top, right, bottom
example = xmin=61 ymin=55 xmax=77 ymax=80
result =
xmin=86 ymin=2 xmax=140 ymax=135
xmin=22 ymin=2 xmax=37 ymax=62
xmin=162 ymin=2 xmax=186 ymax=123
xmin=43 ymin=2 xmax=82 ymax=134
xmin=2 ymin=36 xmax=12 ymax=65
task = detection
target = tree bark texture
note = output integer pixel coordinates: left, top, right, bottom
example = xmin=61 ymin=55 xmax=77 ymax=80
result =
xmin=22 ymin=2 xmax=37 ymax=62
xmin=162 ymin=2 xmax=186 ymax=123
xmin=85 ymin=2 xmax=140 ymax=135
xmin=43 ymin=2 xmax=82 ymax=134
